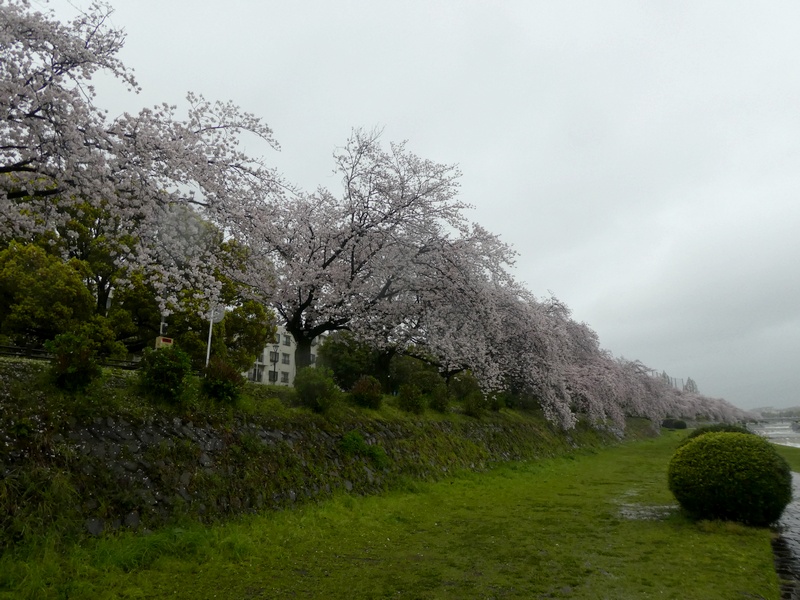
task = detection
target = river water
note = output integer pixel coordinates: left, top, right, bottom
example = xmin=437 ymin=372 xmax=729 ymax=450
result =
xmin=749 ymin=422 xmax=800 ymax=599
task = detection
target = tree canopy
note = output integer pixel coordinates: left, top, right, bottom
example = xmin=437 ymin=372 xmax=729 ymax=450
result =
xmin=0 ymin=242 xmax=93 ymax=345
xmin=0 ymin=0 xmax=283 ymax=311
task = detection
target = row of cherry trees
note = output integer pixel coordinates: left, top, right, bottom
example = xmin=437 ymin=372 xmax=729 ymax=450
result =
xmin=0 ymin=0 xmax=750 ymax=429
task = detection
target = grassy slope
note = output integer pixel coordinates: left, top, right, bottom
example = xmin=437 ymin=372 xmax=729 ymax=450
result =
xmin=0 ymin=357 xmax=654 ymax=549
xmin=0 ymin=430 xmax=780 ymax=600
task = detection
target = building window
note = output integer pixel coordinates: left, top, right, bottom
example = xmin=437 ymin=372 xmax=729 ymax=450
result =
xmin=283 ymin=335 xmax=291 ymax=346
xmin=269 ymin=351 xmax=279 ymax=363
xmin=248 ymin=364 xmax=264 ymax=383
xmin=268 ymin=370 xmax=278 ymax=383
xmin=257 ymin=352 xmax=264 ymax=364
xmin=280 ymin=371 xmax=289 ymax=384
xmin=310 ymin=354 xmax=316 ymax=364
xmin=282 ymin=353 xmax=290 ymax=365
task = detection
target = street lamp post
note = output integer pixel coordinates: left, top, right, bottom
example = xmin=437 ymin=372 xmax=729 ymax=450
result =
xmin=271 ymin=343 xmax=279 ymax=384
xmin=205 ymin=305 xmax=225 ymax=367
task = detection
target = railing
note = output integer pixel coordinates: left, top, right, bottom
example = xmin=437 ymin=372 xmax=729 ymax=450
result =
xmin=0 ymin=344 xmax=141 ymax=370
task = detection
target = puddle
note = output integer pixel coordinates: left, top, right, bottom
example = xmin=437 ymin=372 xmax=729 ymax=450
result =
xmin=617 ymin=503 xmax=679 ymax=521
xmin=616 ymin=489 xmax=678 ymax=521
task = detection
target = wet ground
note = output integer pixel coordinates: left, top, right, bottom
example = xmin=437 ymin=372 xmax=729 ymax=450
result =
xmin=750 ymin=423 xmax=800 ymax=599
xmin=772 ymin=473 xmax=800 ymax=599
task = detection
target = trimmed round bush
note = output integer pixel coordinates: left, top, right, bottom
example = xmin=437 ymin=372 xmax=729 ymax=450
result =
xmin=668 ymin=432 xmax=792 ymax=526
xmin=678 ymin=423 xmax=753 ymax=447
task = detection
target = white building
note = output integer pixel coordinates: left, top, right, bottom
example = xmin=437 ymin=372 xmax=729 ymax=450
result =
xmin=246 ymin=325 xmax=321 ymax=386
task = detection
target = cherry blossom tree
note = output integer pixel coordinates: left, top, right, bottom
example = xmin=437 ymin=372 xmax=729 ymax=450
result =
xmin=456 ymin=286 xmax=579 ymax=428
xmin=362 ymin=224 xmax=519 ymax=384
xmin=0 ymin=0 xmax=283 ymax=311
xmin=559 ymin=320 xmax=628 ymax=428
xmin=245 ymin=129 xmax=517 ymax=369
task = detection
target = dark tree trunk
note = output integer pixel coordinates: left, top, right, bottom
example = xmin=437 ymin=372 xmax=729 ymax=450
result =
xmin=294 ymin=336 xmax=313 ymax=371
xmin=374 ymin=347 xmax=396 ymax=392
xmin=283 ymin=309 xmax=349 ymax=374
xmin=94 ymin=276 xmax=111 ymax=317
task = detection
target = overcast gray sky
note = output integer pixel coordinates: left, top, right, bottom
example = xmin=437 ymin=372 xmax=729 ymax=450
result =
xmin=47 ymin=0 xmax=800 ymax=410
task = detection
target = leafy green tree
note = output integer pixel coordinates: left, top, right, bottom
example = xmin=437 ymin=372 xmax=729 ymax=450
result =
xmin=74 ymin=314 xmax=128 ymax=360
xmin=105 ymin=273 xmax=162 ymax=352
xmin=221 ymin=300 xmax=276 ymax=372
xmin=8 ymin=197 xmax=275 ymax=365
xmin=102 ymin=266 xmax=275 ymax=368
xmin=0 ymin=242 xmax=94 ymax=345
xmin=161 ymin=298 xmax=275 ymax=371
xmin=42 ymin=198 xmax=136 ymax=316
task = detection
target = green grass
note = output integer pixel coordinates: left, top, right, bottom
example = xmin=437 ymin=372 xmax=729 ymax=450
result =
xmin=0 ymin=430 xmax=780 ymax=599
xmin=774 ymin=443 xmax=800 ymax=472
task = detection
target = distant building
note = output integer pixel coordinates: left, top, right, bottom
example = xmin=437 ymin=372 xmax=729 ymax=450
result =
xmin=246 ymin=325 xmax=322 ymax=386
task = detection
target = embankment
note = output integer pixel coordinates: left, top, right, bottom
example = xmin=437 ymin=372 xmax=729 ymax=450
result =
xmin=0 ymin=358 xmax=656 ymax=545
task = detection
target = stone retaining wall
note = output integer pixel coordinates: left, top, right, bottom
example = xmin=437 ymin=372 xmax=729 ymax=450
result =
xmin=1 ymin=409 xmax=629 ymax=540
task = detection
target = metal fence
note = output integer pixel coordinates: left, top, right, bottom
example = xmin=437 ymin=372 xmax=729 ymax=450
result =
xmin=0 ymin=344 xmax=141 ymax=370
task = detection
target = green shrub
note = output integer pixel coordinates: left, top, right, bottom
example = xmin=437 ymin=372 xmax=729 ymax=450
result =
xmin=488 ymin=393 xmax=505 ymax=412
xmin=502 ymin=391 xmax=540 ymax=411
xmin=139 ymin=347 xmax=192 ymax=404
xmin=318 ymin=332 xmax=380 ymax=390
xmin=463 ymin=391 xmax=488 ymax=418
xmin=661 ymin=418 xmax=687 ymax=429
xmin=338 ymin=431 xmax=390 ymax=469
xmin=45 ymin=331 xmax=101 ymax=391
xmin=243 ymin=382 xmax=296 ymax=407
xmin=414 ymin=369 xmax=447 ymax=394
xmin=678 ymin=423 xmax=753 ymax=447
xmin=339 ymin=430 xmax=370 ymax=455
xmin=76 ymin=315 xmax=128 ymax=360
xmin=365 ymin=445 xmax=390 ymax=470
xmin=201 ymin=357 xmax=245 ymax=405
xmin=349 ymin=375 xmax=383 ymax=409
xmin=397 ymin=384 xmax=425 ymax=414
xmin=447 ymin=372 xmax=489 ymax=417
xmin=427 ymin=383 xmax=450 ymax=413
xmin=294 ymin=367 xmax=340 ymax=413
xmin=668 ymin=432 xmax=792 ymax=526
